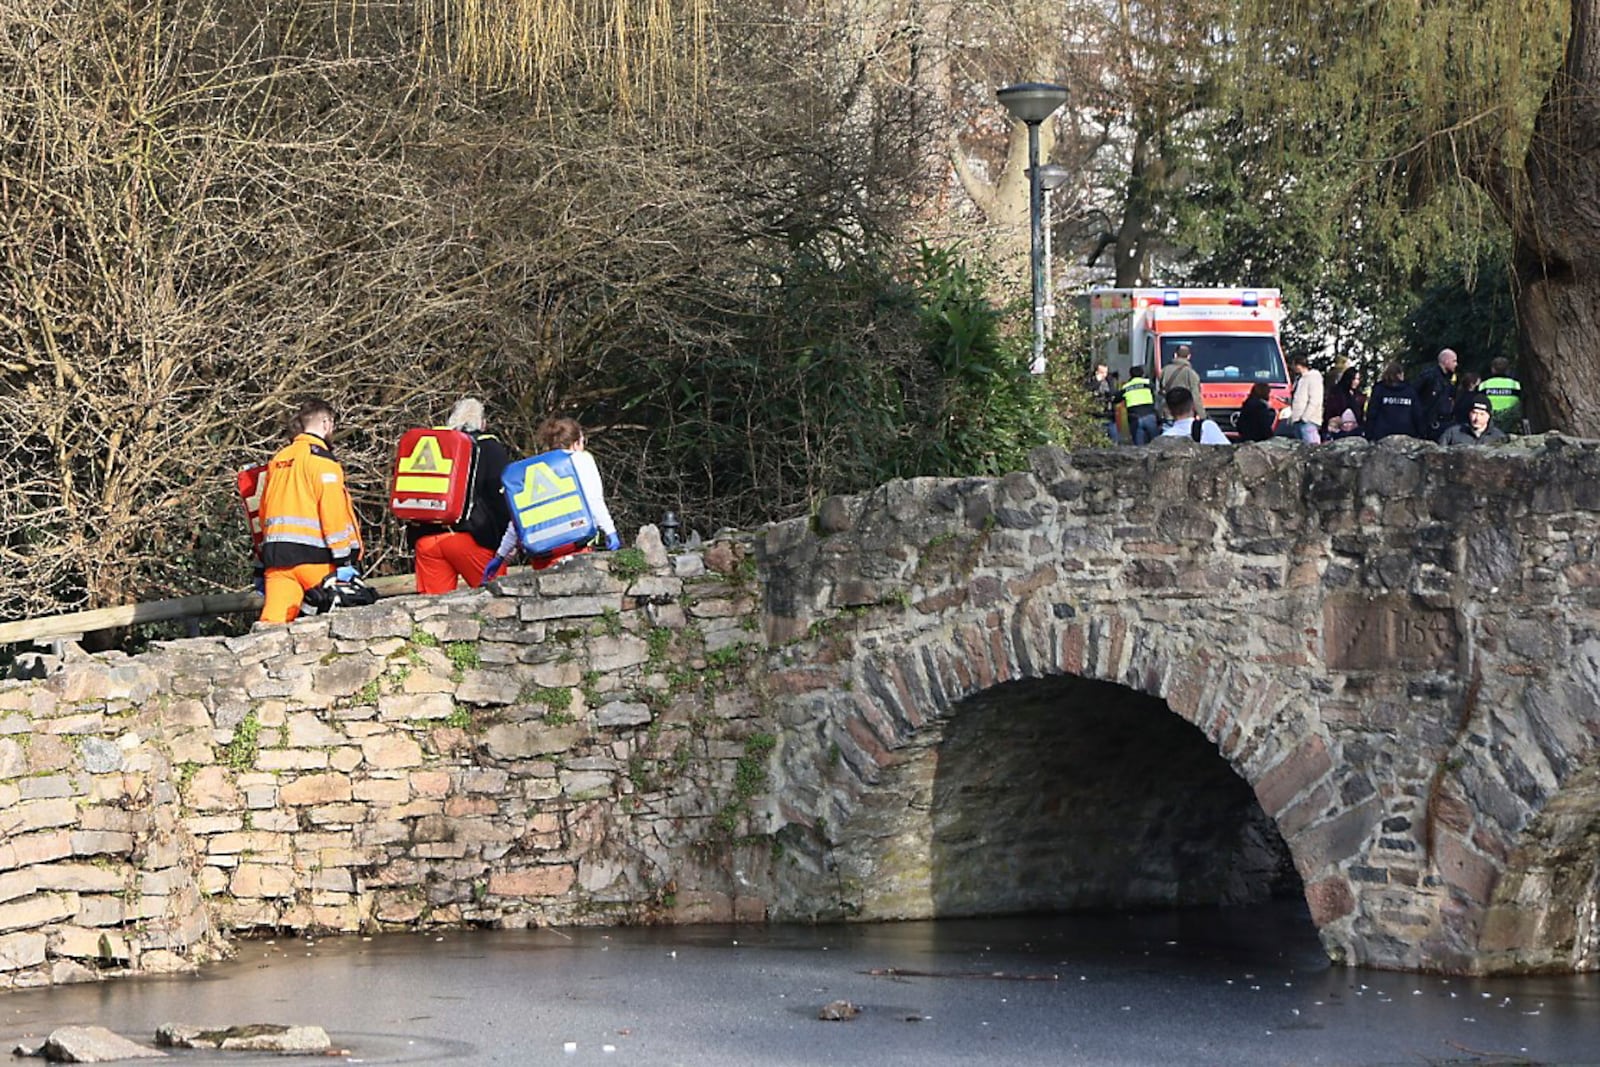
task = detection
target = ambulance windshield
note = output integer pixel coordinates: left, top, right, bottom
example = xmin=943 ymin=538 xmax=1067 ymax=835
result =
xmin=1162 ymin=336 xmax=1286 ymax=383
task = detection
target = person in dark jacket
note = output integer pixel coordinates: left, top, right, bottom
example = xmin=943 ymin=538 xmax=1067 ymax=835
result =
xmin=1440 ymin=394 xmax=1509 ymax=446
xmin=1236 ymin=382 xmax=1277 ymax=442
xmin=1366 ymin=361 xmax=1425 ymax=440
xmin=1323 ymin=366 xmax=1367 ymax=428
xmin=1414 ymin=347 xmax=1458 ymax=440
xmin=409 ymin=397 xmax=514 ymax=593
xmin=1449 ymin=371 xmax=1483 ymax=430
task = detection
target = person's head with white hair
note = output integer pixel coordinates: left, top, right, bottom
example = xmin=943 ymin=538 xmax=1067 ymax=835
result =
xmin=446 ymin=397 xmax=486 ymax=433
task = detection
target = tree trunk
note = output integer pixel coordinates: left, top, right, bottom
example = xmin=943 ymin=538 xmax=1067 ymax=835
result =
xmin=1516 ymin=0 xmax=1600 ymax=434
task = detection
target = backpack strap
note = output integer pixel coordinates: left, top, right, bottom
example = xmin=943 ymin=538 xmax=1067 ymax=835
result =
xmin=1191 ymin=417 xmax=1205 ymax=442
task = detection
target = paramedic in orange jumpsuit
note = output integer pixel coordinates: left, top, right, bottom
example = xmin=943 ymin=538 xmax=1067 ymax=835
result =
xmin=257 ymin=399 xmax=364 ymax=624
xmin=409 ymin=397 xmax=513 ymax=594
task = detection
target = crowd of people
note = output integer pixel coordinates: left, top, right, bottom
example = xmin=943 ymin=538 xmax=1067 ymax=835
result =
xmin=1090 ymin=347 xmax=1524 ymax=448
xmin=253 ymin=398 xmax=620 ymax=624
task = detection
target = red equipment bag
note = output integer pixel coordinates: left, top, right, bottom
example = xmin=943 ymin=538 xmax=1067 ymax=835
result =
xmin=389 ymin=428 xmax=478 ymax=524
xmin=236 ymin=463 xmax=269 ymax=561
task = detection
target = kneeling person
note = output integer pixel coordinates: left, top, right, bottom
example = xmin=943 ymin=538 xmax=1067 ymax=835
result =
xmin=485 ymin=416 xmax=621 ymax=580
xmin=258 ymin=399 xmax=364 ymax=624
xmin=405 ymin=398 xmax=513 ymax=594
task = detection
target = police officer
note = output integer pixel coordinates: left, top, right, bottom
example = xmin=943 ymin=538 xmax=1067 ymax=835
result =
xmin=1119 ymin=368 xmax=1159 ymax=445
xmin=1480 ymin=357 xmax=1524 ymax=434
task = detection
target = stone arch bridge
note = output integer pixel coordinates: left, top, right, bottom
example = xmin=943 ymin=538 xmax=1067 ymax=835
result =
xmin=2 ymin=437 xmax=1599 ymax=987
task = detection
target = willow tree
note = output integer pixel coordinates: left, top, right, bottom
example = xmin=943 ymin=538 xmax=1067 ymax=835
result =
xmin=1219 ymin=0 xmax=1589 ymax=430
xmin=413 ymin=0 xmax=712 ymax=112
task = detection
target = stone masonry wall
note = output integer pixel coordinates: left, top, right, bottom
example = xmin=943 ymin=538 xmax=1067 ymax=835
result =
xmin=6 ymin=435 xmax=1600 ymax=983
xmin=0 ymin=537 xmax=779 ymax=990
xmin=750 ymin=436 xmax=1600 ymax=975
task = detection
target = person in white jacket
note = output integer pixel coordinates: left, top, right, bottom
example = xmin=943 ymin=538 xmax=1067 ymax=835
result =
xmin=1283 ymin=355 xmax=1324 ymax=443
xmin=483 ymin=416 xmax=621 ymax=581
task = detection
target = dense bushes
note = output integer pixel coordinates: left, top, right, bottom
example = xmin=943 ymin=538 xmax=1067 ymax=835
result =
xmin=0 ymin=0 xmax=1092 ymax=627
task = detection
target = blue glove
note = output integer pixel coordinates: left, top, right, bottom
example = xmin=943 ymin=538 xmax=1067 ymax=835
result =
xmin=605 ymin=532 xmax=622 ymax=552
xmin=480 ymin=556 xmax=504 ymax=585
xmin=334 ymin=564 xmax=358 ymax=583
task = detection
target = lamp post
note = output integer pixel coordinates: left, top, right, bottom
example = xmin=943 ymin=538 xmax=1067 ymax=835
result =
xmin=1028 ymin=163 xmax=1072 ymax=339
xmin=998 ymin=82 xmax=1070 ymax=374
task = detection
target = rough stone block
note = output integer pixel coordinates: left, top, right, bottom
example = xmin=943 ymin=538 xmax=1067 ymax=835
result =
xmin=31 ymin=864 xmax=126 ymax=894
xmin=358 ymin=735 xmax=423 ymax=770
xmin=184 ymin=767 xmax=242 ymax=813
xmin=519 ymin=595 xmax=623 ymax=621
xmin=70 ymin=831 xmax=134 ymax=858
xmin=310 ymin=654 xmax=385 ymax=700
xmin=255 ymin=749 xmax=331 ymax=772
xmin=418 ymin=614 xmax=483 ymax=643
xmin=482 ymin=722 xmax=584 ymax=760
xmin=0 ymin=893 xmax=74 ymax=933
xmin=307 ymin=803 xmax=367 ymax=825
xmin=0 ymin=870 xmax=38 ymax=905
xmin=40 ymin=1026 xmax=168 ymax=1061
xmin=488 ymin=866 xmax=576 ymax=898
xmin=76 ymin=737 xmax=123 ymax=774
xmin=2 ymin=797 xmax=77 ymax=835
xmin=401 ymin=669 xmax=455 ymax=695
xmin=596 ymin=702 xmax=652 ymax=728
xmin=230 ymin=863 xmax=296 ymax=898
xmin=326 ymin=602 xmax=415 ymax=641
xmin=51 ymin=926 xmax=130 ymax=961
xmin=528 ymin=661 xmax=582 ymax=688
xmin=456 ymin=671 xmax=522 ymax=706
xmin=373 ymin=893 xmax=425 ymax=923
xmin=354 ymin=779 xmax=411 ymax=804
xmin=627 ymin=576 xmax=682 ymax=601
xmin=72 ymin=895 xmax=125 ymax=928
xmin=558 ymin=771 xmax=612 ymax=799
xmin=0 ymin=931 xmax=46 ymax=971
xmin=588 ymin=634 xmax=650 ymax=673
xmin=157 ymin=1023 xmax=330 ymax=1053
xmin=463 ymin=768 xmax=510 ymax=793
xmin=278 ymin=773 xmax=353 ymax=806
xmin=1253 ymin=736 xmax=1333 ymax=817
xmin=1435 ymin=832 xmax=1498 ymax=907
xmin=379 ymin=693 xmax=456 ymax=721
xmin=286 ymin=712 xmax=344 ymax=748
xmin=409 ymin=770 xmax=451 ymax=797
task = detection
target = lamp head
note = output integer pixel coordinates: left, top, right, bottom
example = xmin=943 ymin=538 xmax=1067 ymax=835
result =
xmin=997 ymin=82 xmax=1069 ymax=125
xmin=1027 ymin=163 xmax=1073 ymax=191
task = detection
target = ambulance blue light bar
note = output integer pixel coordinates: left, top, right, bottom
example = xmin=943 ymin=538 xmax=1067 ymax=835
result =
xmin=1241 ymin=290 xmax=1259 ymax=307
xmin=1163 ymin=290 xmax=1180 ymax=306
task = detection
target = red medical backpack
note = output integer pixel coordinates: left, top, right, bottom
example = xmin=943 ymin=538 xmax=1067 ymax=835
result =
xmin=388 ymin=428 xmax=479 ymax=524
xmin=236 ymin=463 xmax=269 ymax=560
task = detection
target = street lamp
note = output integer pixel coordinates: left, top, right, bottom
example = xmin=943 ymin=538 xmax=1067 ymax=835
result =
xmin=998 ymin=82 xmax=1070 ymax=374
xmin=1028 ymin=163 xmax=1072 ymax=339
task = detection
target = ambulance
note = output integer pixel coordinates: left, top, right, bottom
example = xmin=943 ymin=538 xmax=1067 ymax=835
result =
xmin=1086 ymin=287 xmax=1292 ymax=438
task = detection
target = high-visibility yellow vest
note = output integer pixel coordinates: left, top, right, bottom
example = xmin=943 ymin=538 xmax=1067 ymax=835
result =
xmin=1481 ymin=376 xmax=1521 ymax=414
xmin=1121 ymin=377 xmax=1155 ymax=410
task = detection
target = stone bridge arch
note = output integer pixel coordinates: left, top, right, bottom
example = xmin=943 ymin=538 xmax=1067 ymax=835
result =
xmin=760 ymin=593 xmax=1339 ymax=948
xmin=753 ymin=439 xmax=1600 ymax=974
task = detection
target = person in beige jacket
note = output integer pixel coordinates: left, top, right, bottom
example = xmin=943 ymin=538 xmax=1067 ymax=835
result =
xmin=1283 ymin=354 xmax=1324 ymax=443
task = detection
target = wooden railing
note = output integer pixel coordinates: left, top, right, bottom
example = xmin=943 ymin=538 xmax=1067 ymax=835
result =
xmin=0 ymin=574 xmax=420 ymax=647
